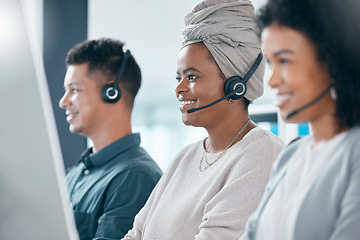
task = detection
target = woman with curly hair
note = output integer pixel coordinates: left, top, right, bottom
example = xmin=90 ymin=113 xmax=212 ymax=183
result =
xmin=240 ymin=0 xmax=360 ymax=239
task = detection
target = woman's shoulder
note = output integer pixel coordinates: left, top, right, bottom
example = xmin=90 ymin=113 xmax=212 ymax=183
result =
xmin=242 ymin=127 xmax=286 ymax=151
xmin=222 ymin=128 xmax=285 ymax=175
xmin=262 ymin=134 xmax=309 ymax=178
xmin=345 ymin=126 xmax=360 ymax=146
xmin=336 ymin=126 xmax=360 ymax=160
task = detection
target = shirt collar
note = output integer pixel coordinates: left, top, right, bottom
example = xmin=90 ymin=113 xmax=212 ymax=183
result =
xmin=80 ymin=133 xmax=141 ymax=169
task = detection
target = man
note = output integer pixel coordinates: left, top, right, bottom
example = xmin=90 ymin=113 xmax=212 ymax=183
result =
xmin=59 ymin=38 xmax=162 ymax=240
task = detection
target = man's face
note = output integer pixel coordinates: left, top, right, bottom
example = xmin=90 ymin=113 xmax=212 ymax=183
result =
xmin=59 ymin=63 xmax=106 ymax=138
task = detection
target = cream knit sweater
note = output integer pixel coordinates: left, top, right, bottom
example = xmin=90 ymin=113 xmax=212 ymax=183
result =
xmin=123 ymin=127 xmax=285 ymax=240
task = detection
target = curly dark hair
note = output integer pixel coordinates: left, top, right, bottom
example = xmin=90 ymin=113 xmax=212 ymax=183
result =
xmin=66 ymin=38 xmax=141 ymax=107
xmin=257 ymin=0 xmax=360 ymax=129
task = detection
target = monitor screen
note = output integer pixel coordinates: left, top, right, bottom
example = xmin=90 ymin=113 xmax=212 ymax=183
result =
xmin=0 ymin=0 xmax=78 ymax=239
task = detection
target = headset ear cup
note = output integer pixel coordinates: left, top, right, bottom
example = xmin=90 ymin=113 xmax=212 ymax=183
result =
xmin=101 ymin=83 xmax=122 ymax=103
xmin=224 ymin=76 xmax=247 ymax=100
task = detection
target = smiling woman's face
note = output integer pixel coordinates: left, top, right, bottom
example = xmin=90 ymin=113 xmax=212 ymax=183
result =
xmin=175 ymin=43 xmax=229 ymax=127
xmin=262 ymin=24 xmax=334 ymax=123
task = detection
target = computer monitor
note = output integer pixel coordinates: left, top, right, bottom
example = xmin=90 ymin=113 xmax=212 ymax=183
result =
xmin=0 ymin=0 xmax=78 ymax=239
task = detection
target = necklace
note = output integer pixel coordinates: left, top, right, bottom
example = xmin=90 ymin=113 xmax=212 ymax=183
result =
xmin=199 ymin=118 xmax=251 ymax=172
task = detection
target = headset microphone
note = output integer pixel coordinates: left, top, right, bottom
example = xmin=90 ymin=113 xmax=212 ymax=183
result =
xmin=101 ymin=50 xmax=131 ymax=103
xmin=187 ymin=52 xmax=263 ymax=113
xmin=285 ymin=84 xmax=333 ymax=119
xmin=187 ymin=89 xmax=241 ymax=113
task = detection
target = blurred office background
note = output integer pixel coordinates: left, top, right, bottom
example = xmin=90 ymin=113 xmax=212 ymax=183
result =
xmin=11 ymin=0 xmax=308 ymax=171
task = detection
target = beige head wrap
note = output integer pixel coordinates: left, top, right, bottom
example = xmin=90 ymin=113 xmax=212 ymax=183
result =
xmin=182 ymin=0 xmax=265 ymax=102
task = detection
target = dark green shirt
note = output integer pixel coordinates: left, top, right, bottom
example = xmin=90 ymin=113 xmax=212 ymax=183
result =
xmin=66 ymin=133 xmax=162 ymax=240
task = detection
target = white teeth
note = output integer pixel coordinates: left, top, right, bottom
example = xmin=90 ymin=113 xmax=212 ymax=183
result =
xmin=180 ymin=100 xmax=196 ymax=107
xmin=67 ymin=113 xmax=78 ymax=118
xmin=274 ymin=94 xmax=291 ymax=106
xmin=277 ymin=94 xmax=290 ymax=101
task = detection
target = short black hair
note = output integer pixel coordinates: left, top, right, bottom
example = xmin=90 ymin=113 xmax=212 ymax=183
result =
xmin=66 ymin=38 xmax=141 ymax=108
xmin=257 ymin=0 xmax=360 ymax=129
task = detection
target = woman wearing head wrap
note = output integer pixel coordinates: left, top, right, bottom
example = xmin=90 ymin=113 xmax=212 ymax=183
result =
xmin=240 ymin=0 xmax=360 ymax=239
xmin=122 ymin=1 xmax=284 ymax=239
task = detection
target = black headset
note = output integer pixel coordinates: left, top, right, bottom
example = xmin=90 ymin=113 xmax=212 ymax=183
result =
xmin=224 ymin=52 xmax=263 ymax=100
xmin=101 ymin=50 xmax=131 ymax=103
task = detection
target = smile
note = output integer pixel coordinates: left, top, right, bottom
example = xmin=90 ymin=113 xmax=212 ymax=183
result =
xmin=274 ymin=93 xmax=292 ymax=108
xmin=179 ymin=100 xmax=196 ymax=111
xmin=66 ymin=112 xmax=78 ymax=122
